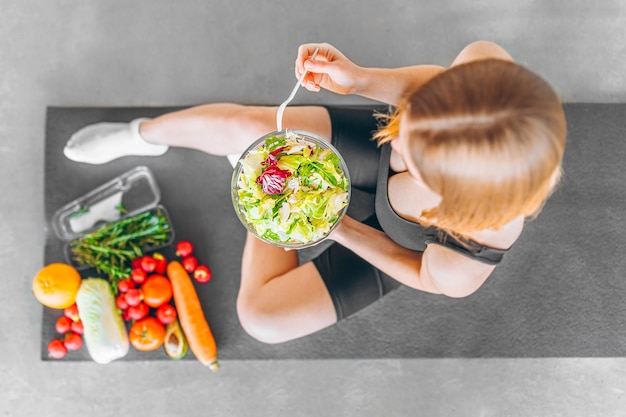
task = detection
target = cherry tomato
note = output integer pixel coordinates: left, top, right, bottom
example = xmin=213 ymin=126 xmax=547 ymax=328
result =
xmin=116 ymin=294 xmax=129 ymax=310
xmin=140 ymin=255 xmax=157 ymax=273
xmin=181 ymin=256 xmax=198 ymax=273
xmin=175 ymin=240 xmax=194 ymax=258
xmin=129 ymin=317 xmax=166 ymax=351
xmin=71 ymin=320 xmax=84 ymax=335
xmin=64 ymin=332 xmax=83 ymax=351
xmin=48 ymin=339 xmax=67 ymax=359
xmin=152 ymin=253 xmax=167 ymax=275
xmin=131 ymin=257 xmax=143 ymax=269
xmin=127 ymin=302 xmax=150 ymax=321
xmin=141 ymin=275 xmax=172 ymax=308
xmin=122 ymin=309 xmax=132 ymax=321
xmin=193 ymin=265 xmax=212 ymax=283
xmin=124 ymin=288 xmax=142 ymax=307
xmin=156 ymin=304 xmax=177 ymax=325
xmin=130 ymin=267 xmax=147 ymax=284
xmin=117 ymin=278 xmax=135 ymax=293
xmin=55 ymin=316 xmax=73 ymax=334
xmin=63 ymin=304 xmax=79 ymax=322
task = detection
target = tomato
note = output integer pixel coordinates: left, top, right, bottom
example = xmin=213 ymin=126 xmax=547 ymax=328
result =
xmin=48 ymin=338 xmax=67 ymax=359
xmin=175 ymin=241 xmax=194 ymax=257
xmin=181 ymin=256 xmax=198 ymax=273
xmin=156 ymin=304 xmax=177 ymax=325
xmin=141 ymin=275 xmax=172 ymax=308
xmin=127 ymin=302 xmax=149 ymax=321
xmin=152 ymin=253 xmax=167 ymax=275
xmin=71 ymin=320 xmax=84 ymax=335
xmin=129 ymin=317 xmax=166 ymax=351
xmin=130 ymin=267 xmax=147 ymax=284
xmin=117 ymin=278 xmax=135 ymax=293
xmin=140 ymin=256 xmax=157 ymax=273
xmin=124 ymin=288 xmax=142 ymax=307
xmin=64 ymin=304 xmax=80 ymax=322
xmin=64 ymin=332 xmax=83 ymax=351
xmin=131 ymin=257 xmax=143 ymax=269
xmin=193 ymin=265 xmax=212 ymax=283
xmin=55 ymin=316 xmax=73 ymax=334
xmin=116 ymin=294 xmax=129 ymax=310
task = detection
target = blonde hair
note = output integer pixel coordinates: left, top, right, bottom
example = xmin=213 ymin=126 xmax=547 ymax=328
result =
xmin=374 ymin=59 xmax=567 ymax=238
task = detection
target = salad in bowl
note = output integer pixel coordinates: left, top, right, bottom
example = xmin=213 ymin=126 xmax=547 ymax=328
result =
xmin=231 ymin=129 xmax=351 ymax=248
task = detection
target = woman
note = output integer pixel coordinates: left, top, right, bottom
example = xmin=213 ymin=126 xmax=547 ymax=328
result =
xmin=64 ymin=41 xmax=567 ymax=344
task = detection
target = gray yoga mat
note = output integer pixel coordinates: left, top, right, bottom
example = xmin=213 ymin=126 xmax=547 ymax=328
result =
xmin=42 ymin=104 xmax=626 ymax=361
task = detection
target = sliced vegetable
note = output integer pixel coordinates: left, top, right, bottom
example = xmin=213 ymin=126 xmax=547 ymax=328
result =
xmin=75 ymin=278 xmax=129 ymax=364
xmin=164 ymin=319 xmax=188 ymax=360
xmin=167 ymin=261 xmax=219 ymax=371
xmin=235 ymin=132 xmax=349 ymax=245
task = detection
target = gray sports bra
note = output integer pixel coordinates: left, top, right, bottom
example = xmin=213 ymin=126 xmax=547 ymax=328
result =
xmin=374 ymin=143 xmax=509 ymax=265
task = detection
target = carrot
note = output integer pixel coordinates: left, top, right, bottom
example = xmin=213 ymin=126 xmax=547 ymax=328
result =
xmin=167 ymin=260 xmax=219 ymax=371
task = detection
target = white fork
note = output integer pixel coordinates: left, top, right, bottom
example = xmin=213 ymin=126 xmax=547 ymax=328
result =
xmin=275 ymin=47 xmax=320 ymax=131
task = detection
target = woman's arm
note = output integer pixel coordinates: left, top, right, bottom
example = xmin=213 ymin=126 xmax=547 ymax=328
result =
xmin=296 ymin=43 xmax=444 ymax=106
xmin=330 ymin=216 xmax=496 ymax=297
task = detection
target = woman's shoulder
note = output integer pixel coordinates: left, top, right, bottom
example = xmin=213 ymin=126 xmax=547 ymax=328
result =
xmin=422 ymin=216 xmax=525 ymax=297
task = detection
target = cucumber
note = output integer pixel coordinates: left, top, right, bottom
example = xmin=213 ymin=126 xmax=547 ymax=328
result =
xmin=164 ymin=319 xmax=188 ymax=360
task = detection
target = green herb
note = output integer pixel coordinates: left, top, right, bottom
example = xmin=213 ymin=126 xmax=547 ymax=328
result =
xmin=69 ymin=208 xmax=171 ymax=286
xmin=69 ymin=206 xmax=90 ymax=218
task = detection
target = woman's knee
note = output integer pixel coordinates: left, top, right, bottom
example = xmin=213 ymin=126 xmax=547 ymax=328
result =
xmin=236 ymin=296 xmax=286 ymax=345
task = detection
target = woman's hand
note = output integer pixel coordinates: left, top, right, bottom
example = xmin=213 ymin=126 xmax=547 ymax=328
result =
xmin=295 ymin=43 xmax=363 ymax=95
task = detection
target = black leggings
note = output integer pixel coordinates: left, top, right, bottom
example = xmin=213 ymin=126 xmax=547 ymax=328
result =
xmin=311 ymin=105 xmax=401 ymax=321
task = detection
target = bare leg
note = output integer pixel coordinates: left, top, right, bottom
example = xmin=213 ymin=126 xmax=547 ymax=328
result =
xmin=237 ymin=233 xmax=337 ymax=344
xmin=140 ymin=103 xmax=338 ymax=343
xmin=140 ymin=103 xmax=332 ymax=156
xmin=64 ymin=103 xmax=331 ymax=165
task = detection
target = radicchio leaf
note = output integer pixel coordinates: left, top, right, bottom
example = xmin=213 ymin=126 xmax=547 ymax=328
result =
xmin=256 ymin=165 xmax=292 ymax=195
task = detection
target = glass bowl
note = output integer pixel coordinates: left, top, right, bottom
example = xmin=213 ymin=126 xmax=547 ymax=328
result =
xmin=231 ymin=129 xmax=351 ymax=249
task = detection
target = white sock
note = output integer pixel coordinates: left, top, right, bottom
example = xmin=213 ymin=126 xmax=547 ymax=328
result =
xmin=226 ymin=153 xmax=242 ymax=168
xmin=63 ymin=118 xmax=169 ymax=165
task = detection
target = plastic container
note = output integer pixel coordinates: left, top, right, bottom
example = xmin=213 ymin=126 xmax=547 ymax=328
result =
xmin=231 ymin=129 xmax=351 ymax=249
xmin=51 ymin=166 xmax=174 ymax=269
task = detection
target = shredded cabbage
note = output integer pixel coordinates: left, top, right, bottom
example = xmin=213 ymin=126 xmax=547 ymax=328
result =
xmin=235 ymin=131 xmax=349 ymax=245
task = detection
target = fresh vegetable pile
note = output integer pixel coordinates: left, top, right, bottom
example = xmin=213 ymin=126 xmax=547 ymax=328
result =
xmin=68 ymin=208 xmax=172 ymax=286
xmin=234 ymin=131 xmax=350 ymax=245
xmin=35 ymin=240 xmax=218 ymax=370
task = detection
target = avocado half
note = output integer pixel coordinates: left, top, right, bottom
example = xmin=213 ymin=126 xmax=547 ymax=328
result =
xmin=164 ymin=319 xmax=188 ymax=360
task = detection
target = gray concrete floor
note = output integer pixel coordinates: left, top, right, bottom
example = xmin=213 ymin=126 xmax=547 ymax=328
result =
xmin=2 ymin=1 xmax=625 ymax=416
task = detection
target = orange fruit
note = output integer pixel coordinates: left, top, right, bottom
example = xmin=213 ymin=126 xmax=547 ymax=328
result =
xmin=32 ymin=263 xmax=82 ymax=309
xmin=141 ymin=275 xmax=172 ymax=308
